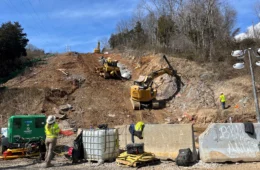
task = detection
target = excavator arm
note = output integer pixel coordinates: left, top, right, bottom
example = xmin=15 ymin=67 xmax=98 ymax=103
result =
xmin=144 ymin=68 xmax=174 ymax=87
xmin=134 ymin=55 xmax=177 ymax=88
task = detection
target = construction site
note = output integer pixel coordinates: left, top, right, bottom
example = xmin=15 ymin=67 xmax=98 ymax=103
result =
xmin=0 ymin=49 xmax=260 ymax=170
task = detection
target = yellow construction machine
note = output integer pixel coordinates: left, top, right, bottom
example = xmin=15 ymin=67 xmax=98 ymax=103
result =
xmin=94 ymin=41 xmax=101 ymax=53
xmin=95 ymin=56 xmax=122 ymax=79
xmin=130 ymin=55 xmax=182 ymax=110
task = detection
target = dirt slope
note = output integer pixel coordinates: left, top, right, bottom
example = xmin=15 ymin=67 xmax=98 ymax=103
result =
xmin=1 ymin=53 xmax=169 ymax=128
xmin=1 ymin=52 xmax=259 ymax=129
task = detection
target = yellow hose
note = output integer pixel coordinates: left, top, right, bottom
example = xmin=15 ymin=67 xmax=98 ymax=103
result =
xmin=116 ymin=151 xmax=156 ymax=167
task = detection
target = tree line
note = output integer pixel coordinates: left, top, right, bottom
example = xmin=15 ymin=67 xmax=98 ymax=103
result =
xmin=108 ymin=0 xmax=258 ymax=62
xmin=0 ymin=21 xmax=44 ymax=81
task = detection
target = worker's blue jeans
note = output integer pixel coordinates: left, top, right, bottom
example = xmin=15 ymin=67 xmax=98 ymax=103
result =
xmin=221 ymin=102 xmax=225 ymax=109
xmin=129 ymin=124 xmax=135 ymax=143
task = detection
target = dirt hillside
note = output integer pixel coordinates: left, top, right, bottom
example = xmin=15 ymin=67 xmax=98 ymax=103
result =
xmin=0 ymin=52 xmax=259 ymax=129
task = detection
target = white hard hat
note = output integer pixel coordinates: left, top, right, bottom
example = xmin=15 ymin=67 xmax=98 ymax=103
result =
xmin=47 ymin=115 xmax=56 ymax=124
xmin=107 ymin=57 xmax=111 ymax=60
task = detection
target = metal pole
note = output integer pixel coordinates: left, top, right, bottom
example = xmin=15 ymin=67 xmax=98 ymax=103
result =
xmin=248 ymin=48 xmax=260 ymax=123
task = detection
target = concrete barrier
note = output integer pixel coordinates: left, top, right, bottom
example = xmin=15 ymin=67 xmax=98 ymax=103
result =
xmin=115 ymin=124 xmax=197 ymax=161
xmin=199 ymin=123 xmax=260 ymax=162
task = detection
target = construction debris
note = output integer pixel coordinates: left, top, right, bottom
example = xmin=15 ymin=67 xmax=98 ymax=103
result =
xmin=59 ymin=104 xmax=73 ymax=112
xmin=57 ymin=69 xmax=69 ymax=76
xmin=55 ymin=113 xmax=67 ymax=120
xmin=117 ymin=63 xmax=131 ymax=79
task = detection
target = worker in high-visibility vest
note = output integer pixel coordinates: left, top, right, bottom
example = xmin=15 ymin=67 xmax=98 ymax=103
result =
xmin=219 ymin=92 xmax=226 ymax=109
xmin=129 ymin=121 xmax=145 ymax=143
xmin=44 ymin=115 xmax=60 ymax=168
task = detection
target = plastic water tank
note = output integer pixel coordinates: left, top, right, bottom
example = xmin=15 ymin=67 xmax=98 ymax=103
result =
xmin=82 ymin=129 xmax=119 ymax=162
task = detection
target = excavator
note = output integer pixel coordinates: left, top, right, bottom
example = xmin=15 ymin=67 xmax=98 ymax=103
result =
xmin=130 ymin=55 xmax=182 ymax=110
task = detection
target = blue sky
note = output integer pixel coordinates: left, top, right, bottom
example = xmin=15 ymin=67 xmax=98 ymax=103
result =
xmin=229 ymin=0 xmax=259 ymax=32
xmin=0 ymin=0 xmax=138 ymax=53
xmin=0 ymin=0 xmax=259 ymax=53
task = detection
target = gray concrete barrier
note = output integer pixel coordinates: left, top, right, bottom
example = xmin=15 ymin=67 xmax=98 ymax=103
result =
xmin=115 ymin=124 xmax=197 ymax=161
xmin=199 ymin=123 xmax=260 ymax=162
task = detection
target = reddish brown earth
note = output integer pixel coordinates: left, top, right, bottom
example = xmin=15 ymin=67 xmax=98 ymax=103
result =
xmin=1 ymin=52 xmax=258 ymax=129
xmin=0 ymin=53 xmax=172 ymax=129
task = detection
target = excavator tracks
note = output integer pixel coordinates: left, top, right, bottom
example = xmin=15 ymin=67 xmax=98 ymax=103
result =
xmin=131 ymin=98 xmax=161 ymax=110
xmin=152 ymin=101 xmax=160 ymax=109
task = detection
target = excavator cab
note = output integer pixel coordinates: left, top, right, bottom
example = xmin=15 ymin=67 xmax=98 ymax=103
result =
xmin=134 ymin=76 xmax=148 ymax=88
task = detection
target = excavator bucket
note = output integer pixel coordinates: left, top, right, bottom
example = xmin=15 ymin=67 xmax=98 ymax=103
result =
xmin=130 ymin=98 xmax=141 ymax=110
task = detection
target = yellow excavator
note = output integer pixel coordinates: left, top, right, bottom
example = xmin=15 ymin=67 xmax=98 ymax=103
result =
xmin=130 ymin=55 xmax=182 ymax=110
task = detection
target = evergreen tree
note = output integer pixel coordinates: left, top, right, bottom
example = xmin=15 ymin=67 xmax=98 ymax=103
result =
xmin=157 ymin=15 xmax=176 ymax=47
xmin=0 ymin=22 xmax=29 ymax=77
xmin=132 ymin=21 xmax=146 ymax=49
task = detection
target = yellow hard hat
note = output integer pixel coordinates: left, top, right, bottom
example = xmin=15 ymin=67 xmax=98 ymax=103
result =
xmin=107 ymin=57 xmax=111 ymax=60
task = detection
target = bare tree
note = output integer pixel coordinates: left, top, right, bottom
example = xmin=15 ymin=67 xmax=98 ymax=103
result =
xmin=255 ymin=0 xmax=260 ymax=21
xmin=116 ymin=19 xmax=132 ymax=33
xmin=110 ymin=0 xmax=236 ymax=61
xmin=100 ymin=37 xmax=110 ymax=51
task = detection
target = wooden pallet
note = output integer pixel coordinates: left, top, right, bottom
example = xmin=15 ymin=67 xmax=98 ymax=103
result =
xmin=116 ymin=158 xmax=160 ymax=167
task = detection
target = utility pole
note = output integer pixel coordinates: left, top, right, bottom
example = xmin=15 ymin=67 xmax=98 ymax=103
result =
xmin=232 ymin=48 xmax=260 ymax=123
xmin=248 ymin=48 xmax=260 ymax=122
xmin=66 ymin=45 xmax=71 ymax=52
xmin=0 ymin=114 xmax=2 ymax=128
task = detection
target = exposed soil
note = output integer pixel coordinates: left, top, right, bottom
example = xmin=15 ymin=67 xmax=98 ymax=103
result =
xmin=1 ymin=52 xmax=258 ymax=128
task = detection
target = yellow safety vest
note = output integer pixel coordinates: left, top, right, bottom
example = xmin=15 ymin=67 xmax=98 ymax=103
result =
xmin=220 ymin=94 xmax=226 ymax=102
xmin=135 ymin=121 xmax=145 ymax=131
xmin=45 ymin=123 xmax=60 ymax=138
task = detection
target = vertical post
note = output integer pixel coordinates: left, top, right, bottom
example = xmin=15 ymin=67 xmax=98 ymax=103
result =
xmin=0 ymin=114 xmax=2 ymax=128
xmin=248 ymin=48 xmax=260 ymax=123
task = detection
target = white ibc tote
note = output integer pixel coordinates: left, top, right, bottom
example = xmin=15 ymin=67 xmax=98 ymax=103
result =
xmin=82 ymin=128 xmax=119 ymax=162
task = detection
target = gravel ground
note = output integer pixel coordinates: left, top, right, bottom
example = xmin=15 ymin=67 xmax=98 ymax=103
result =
xmin=1 ymin=157 xmax=260 ymax=170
